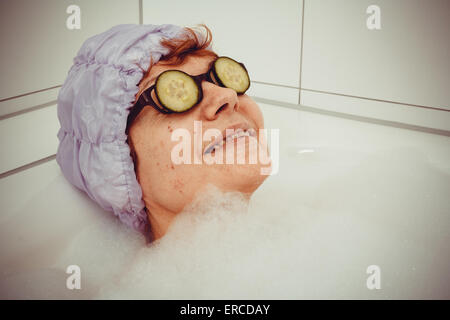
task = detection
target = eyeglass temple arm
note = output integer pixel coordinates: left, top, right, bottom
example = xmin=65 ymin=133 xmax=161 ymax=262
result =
xmin=125 ymin=85 xmax=174 ymax=134
xmin=125 ymin=88 xmax=151 ymax=135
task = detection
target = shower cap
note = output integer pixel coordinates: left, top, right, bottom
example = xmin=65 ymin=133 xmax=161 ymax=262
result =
xmin=56 ymin=24 xmax=188 ymax=235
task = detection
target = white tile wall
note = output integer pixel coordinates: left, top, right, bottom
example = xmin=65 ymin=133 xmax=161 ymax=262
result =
xmin=301 ymin=0 xmax=450 ymax=110
xmin=0 ymin=104 xmax=59 ymax=175
xmin=300 ymin=89 xmax=450 ymax=132
xmin=0 ymin=0 xmax=140 ymax=175
xmin=0 ymin=87 xmax=59 ymax=118
xmin=0 ymin=0 xmax=140 ymax=100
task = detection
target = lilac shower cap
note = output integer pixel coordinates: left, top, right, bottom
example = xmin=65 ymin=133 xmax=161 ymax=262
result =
xmin=56 ymin=24 xmax=188 ymax=235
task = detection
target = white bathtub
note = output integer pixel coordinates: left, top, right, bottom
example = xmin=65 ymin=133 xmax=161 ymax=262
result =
xmin=0 ymin=102 xmax=449 ymax=299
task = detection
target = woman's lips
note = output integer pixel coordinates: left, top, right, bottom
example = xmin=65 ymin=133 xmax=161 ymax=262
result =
xmin=203 ymin=123 xmax=257 ymax=155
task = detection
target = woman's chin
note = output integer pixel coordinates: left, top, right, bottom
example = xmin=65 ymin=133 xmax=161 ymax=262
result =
xmin=208 ymin=162 xmax=269 ymax=194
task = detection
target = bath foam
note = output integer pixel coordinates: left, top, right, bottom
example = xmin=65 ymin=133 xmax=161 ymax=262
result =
xmin=4 ymin=146 xmax=447 ymax=299
xmin=95 ymin=147 xmax=450 ymax=299
xmin=95 ymin=183 xmax=326 ymax=299
xmin=95 ymin=185 xmax=264 ymax=299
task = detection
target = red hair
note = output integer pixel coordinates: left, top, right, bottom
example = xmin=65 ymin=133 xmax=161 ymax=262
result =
xmin=136 ymin=24 xmax=218 ymax=99
xmin=159 ymin=24 xmax=218 ymax=64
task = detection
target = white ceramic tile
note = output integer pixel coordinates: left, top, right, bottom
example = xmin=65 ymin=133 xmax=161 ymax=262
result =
xmin=0 ymin=0 xmax=139 ymax=100
xmin=301 ymin=0 xmax=450 ymax=110
xmin=300 ymin=89 xmax=450 ymax=132
xmin=0 ymin=105 xmax=59 ymax=174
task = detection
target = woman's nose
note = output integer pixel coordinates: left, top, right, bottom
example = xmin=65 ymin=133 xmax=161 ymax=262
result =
xmin=199 ymin=82 xmax=240 ymax=120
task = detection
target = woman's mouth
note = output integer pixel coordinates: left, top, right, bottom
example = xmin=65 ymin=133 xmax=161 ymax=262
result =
xmin=204 ymin=127 xmax=257 ymax=155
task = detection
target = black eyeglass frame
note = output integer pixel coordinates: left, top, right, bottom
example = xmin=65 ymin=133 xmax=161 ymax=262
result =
xmin=125 ymin=56 xmax=249 ymax=134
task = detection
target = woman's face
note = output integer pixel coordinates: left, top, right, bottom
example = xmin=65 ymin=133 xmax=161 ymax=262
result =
xmin=129 ymin=54 xmax=269 ymax=216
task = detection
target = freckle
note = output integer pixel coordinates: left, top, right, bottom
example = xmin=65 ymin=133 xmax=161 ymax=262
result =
xmin=156 ymin=162 xmax=159 ymax=166
xmin=173 ymin=178 xmax=184 ymax=190
xmin=160 ymin=140 xmax=164 ymax=146
xmin=171 ymin=164 xmax=174 ymax=169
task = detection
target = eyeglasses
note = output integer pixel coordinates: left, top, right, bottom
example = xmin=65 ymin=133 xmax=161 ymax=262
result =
xmin=125 ymin=56 xmax=250 ymax=134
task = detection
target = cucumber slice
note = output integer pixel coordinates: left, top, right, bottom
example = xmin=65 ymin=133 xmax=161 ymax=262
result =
xmin=213 ymin=57 xmax=250 ymax=94
xmin=155 ymin=70 xmax=201 ymax=112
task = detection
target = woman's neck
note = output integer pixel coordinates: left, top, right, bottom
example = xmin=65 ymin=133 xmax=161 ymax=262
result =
xmin=146 ymin=205 xmax=177 ymax=241
xmin=146 ymin=190 xmax=252 ymax=241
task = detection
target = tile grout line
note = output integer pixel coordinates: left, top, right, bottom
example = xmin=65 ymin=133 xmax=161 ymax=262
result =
xmin=250 ymin=80 xmax=449 ymax=112
xmin=251 ymin=80 xmax=299 ymax=90
xmin=0 ymin=154 xmax=57 ymax=180
xmin=301 ymin=88 xmax=450 ymax=112
xmin=298 ymin=0 xmax=306 ymax=105
xmin=0 ymin=85 xmax=61 ymax=103
xmin=252 ymin=96 xmax=450 ymax=137
xmin=0 ymin=100 xmax=58 ymax=121
xmin=139 ymin=0 xmax=143 ymax=25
